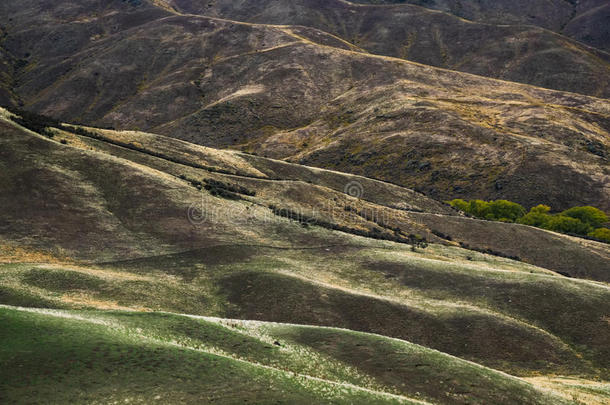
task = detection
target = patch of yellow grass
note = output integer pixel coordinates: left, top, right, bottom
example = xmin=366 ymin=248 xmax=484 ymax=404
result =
xmin=53 ymin=128 xmax=97 ymax=150
xmin=524 ymin=376 xmax=610 ymax=405
xmin=0 ymin=244 xmax=72 ymax=265
xmin=34 ymin=264 xmax=151 ymax=282
xmin=60 ymin=292 xmax=149 ymax=311
xmin=84 ymin=126 xmax=268 ymax=178
xmin=148 ymin=0 xmax=177 ymax=13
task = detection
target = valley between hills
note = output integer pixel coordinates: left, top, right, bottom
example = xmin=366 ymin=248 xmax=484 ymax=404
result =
xmin=0 ymin=0 xmax=609 ymax=404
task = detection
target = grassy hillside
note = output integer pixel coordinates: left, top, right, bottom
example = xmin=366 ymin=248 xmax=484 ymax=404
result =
xmin=1 ymin=111 xmax=609 ymax=403
xmin=1 ymin=108 xmax=607 ymax=280
xmin=1 ymin=2 xmax=608 ymax=403
xmin=3 ymin=242 xmax=609 ymax=377
xmin=2 ymin=305 xmax=581 ymax=405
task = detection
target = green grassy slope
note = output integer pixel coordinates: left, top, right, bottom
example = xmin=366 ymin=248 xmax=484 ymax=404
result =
xmin=1 ymin=238 xmax=609 ymax=379
xmin=0 ymin=306 xmax=572 ymax=405
xmin=1 ymin=110 xmax=609 ymax=403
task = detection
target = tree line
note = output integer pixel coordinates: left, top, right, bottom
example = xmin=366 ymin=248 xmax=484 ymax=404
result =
xmin=448 ymin=199 xmax=610 ymax=243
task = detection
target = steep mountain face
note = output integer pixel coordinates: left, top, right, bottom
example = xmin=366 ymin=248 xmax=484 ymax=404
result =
xmin=0 ymin=0 xmax=171 ymax=107
xmin=161 ymin=0 xmax=610 ymax=98
xmin=0 ymin=0 xmax=608 ymax=210
xmin=351 ymin=0 xmax=610 ymax=53
xmin=2 ymin=0 xmax=609 ymax=100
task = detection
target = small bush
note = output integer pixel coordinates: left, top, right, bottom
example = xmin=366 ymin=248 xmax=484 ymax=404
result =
xmin=543 ymin=215 xmax=592 ymax=236
xmin=588 ymin=228 xmax=610 ymax=243
xmin=458 ymin=242 xmax=521 ymax=261
xmin=204 ymin=179 xmax=256 ymax=198
xmin=431 ymin=229 xmax=452 ymax=241
xmin=407 ymin=234 xmax=428 ymax=251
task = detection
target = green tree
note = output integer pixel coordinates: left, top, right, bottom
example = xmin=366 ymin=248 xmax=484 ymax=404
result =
xmin=561 ymin=206 xmax=608 ymax=229
xmin=449 ymin=199 xmax=469 ymax=212
xmin=488 ymin=200 xmax=526 ymax=222
xmin=530 ymin=204 xmax=551 ymax=214
xmin=543 ymin=215 xmax=592 ymax=235
xmin=518 ymin=212 xmax=551 ymax=228
xmin=518 ymin=205 xmax=552 ymax=227
xmin=588 ymin=228 xmax=610 ymax=243
xmin=468 ymin=200 xmax=491 ymax=219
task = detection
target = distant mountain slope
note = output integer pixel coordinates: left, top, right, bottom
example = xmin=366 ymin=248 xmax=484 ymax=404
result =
xmin=0 ymin=0 xmax=608 ymax=211
xmin=563 ymin=0 xmax=610 ymax=52
xmin=160 ymin=0 xmax=610 ymax=98
xmin=350 ymin=0 xmax=573 ymax=30
xmin=351 ymin=0 xmax=610 ymax=53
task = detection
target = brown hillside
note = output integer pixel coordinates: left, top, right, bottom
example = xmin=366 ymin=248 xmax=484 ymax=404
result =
xmin=162 ymin=0 xmax=610 ymax=97
xmin=0 ymin=0 xmax=608 ymax=211
xmin=351 ymin=0 xmax=610 ymax=53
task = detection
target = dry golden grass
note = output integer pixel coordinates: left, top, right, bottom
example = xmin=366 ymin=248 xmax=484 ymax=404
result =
xmin=59 ymin=293 xmax=150 ymax=311
xmin=0 ymin=244 xmax=72 ymax=265
xmin=524 ymin=377 xmax=610 ymax=405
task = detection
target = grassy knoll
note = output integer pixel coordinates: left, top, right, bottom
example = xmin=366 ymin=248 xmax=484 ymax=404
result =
xmin=0 ymin=306 xmax=571 ymax=405
xmin=1 ymin=238 xmax=608 ymax=379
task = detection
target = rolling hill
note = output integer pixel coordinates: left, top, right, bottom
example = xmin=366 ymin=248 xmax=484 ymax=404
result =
xmin=1 ymin=108 xmax=609 ymax=403
xmin=1 ymin=306 xmax=583 ymax=405
xmin=0 ymin=1 xmax=609 ymax=402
